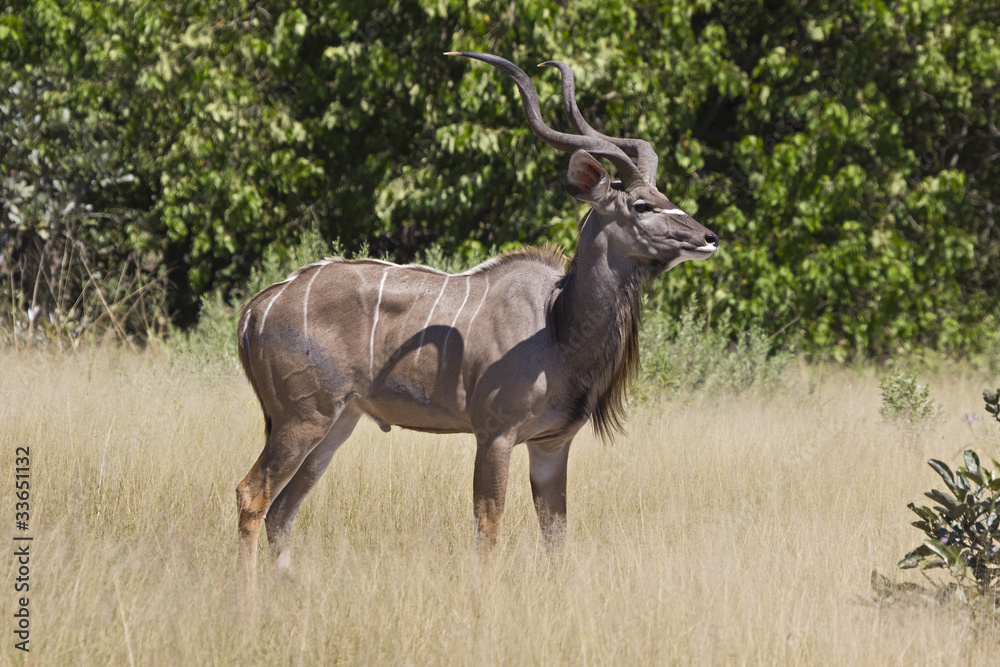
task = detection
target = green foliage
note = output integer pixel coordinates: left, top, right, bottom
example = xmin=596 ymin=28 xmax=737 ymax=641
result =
xmin=1 ymin=0 xmax=315 ymax=337
xmin=167 ymin=228 xmax=342 ymax=369
xmin=3 ymin=0 xmax=999 ymax=358
xmin=878 ymin=370 xmax=943 ymax=425
xmin=0 ymin=245 xmax=169 ymax=349
xmin=416 ymin=244 xmax=490 ymax=275
xmin=970 ymin=318 xmax=1000 ymax=378
xmin=899 ymin=450 xmax=1000 ymax=605
xmin=637 ymin=301 xmax=791 ymax=397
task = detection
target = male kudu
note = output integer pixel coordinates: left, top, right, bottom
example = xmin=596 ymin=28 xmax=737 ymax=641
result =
xmin=236 ymin=53 xmax=718 ymax=593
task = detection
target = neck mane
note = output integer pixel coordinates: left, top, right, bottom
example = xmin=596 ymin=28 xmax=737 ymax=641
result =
xmin=551 ymin=213 xmax=645 ymax=442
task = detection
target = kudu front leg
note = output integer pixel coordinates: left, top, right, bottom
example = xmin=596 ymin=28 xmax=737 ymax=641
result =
xmin=472 ymin=435 xmax=516 ymax=555
xmin=527 ymin=440 xmax=571 ymax=550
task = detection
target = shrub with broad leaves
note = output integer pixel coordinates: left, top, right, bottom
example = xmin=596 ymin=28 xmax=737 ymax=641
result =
xmin=899 ymin=448 xmax=1000 ymax=604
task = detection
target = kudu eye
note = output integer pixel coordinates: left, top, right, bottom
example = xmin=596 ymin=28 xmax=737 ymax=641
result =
xmin=633 ymin=201 xmax=652 ymax=214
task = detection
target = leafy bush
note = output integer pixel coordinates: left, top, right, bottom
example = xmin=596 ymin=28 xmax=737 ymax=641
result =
xmin=899 ymin=450 xmax=1000 ymax=605
xmin=1 ymin=1 xmax=314 ymax=337
xmin=0 ymin=247 xmax=169 ymax=349
xmin=3 ymin=0 xmax=999 ymax=357
xmin=637 ymin=301 xmax=791 ymax=397
xmin=166 ymin=229 xmax=342 ymax=369
xmin=878 ymin=370 xmax=942 ymax=425
xmin=415 ymin=244 xmax=490 ymax=275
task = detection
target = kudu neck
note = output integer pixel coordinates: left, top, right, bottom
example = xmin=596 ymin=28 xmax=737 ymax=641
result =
xmin=564 ymin=209 xmax=645 ymax=315
xmin=553 ymin=209 xmax=645 ymax=386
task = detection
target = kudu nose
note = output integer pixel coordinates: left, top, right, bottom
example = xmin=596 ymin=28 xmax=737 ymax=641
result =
xmin=705 ymin=233 xmax=719 ymax=246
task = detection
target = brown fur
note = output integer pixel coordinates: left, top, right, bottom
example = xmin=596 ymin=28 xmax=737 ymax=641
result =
xmin=558 ymin=210 xmax=643 ymax=441
xmin=234 ymin=54 xmax=719 ymax=597
xmin=467 ymin=245 xmax=567 ymax=274
xmin=592 ymin=274 xmax=643 ymax=441
xmin=240 ymin=241 xmax=637 ymax=445
xmin=551 ymin=265 xmax=643 ymax=442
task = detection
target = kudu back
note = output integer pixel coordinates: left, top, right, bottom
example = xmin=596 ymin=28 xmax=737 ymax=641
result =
xmin=236 ymin=52 xmax=718 ymax=592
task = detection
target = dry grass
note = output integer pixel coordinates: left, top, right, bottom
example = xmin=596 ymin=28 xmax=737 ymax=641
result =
xmin=2 ymin=348 xmax=1000 ymax=665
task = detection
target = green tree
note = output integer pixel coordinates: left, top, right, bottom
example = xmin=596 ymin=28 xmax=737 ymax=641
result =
xmin=2 ymin=0 xmax=998 ymax=358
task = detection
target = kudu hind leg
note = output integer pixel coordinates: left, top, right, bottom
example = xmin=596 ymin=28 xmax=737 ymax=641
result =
xmin=527 ymin=440 xmax=571 ymax=550
xmin=236 ymin=415 xmax=336 ymax=597
xmin=265 ymin=405 xmax=362 ymax=573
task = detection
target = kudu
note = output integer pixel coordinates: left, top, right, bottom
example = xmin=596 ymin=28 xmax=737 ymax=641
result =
xmin=236 ymin=52 xmax=718 ymax=592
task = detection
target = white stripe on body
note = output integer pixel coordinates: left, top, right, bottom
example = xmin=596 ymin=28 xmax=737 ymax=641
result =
xmin=415 ymin=276 xmax=449 ymax=362
xmin=441 ymin=276 xmax=472 ymax=358
xmin=241 ymin=307 xmax=252 ymax=339
xmin=302 ymin=263 xmax=327 ymax=336
xmin=465 ymin=277 xmax=490 ymax=335
xmin=455 ymin=256 xmax=504 ymax=276
xmin=350 ymin=257 xmax=501 ymax=278
xmin=369 ymin=268 xmax=389 ymax=381
xmin=258 ymin=276 xmax=297 ymax=334
xmin=262 ymin=252 xmax=518 ymax=293
xmin=241 ymin=307 xmax=257 ymax=383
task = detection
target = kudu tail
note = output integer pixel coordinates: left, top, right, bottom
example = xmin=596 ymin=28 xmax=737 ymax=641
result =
xmin=237 ymin=303 xmax=272 ymax=440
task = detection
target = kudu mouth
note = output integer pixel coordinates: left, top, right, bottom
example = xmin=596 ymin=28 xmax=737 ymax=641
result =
xmin=627 ymin=188 xmax=719 ymax=261
xmin=643 ymin=230 xmax=719 ymax=267
xmin=690 ymin=231 xmax=720 ymax=255
xmin=682 ymin=228 xmax=720 ymax=259
xmin=688 ymin=242 xmax=719 ymax=258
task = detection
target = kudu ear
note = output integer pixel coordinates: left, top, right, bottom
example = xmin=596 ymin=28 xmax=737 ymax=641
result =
xmin=565 ymin=150 xmax=611 ymax=204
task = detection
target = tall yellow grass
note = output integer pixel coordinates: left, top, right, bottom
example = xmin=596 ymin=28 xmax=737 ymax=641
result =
xmin=2 ymin=348 xmax=999 ymax=664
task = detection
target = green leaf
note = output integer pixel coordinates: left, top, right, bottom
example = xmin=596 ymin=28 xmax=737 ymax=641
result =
xmin=962 ymin=468 xmax=985 ymax=488
xmin=907 ymin=502 xmax=938 ymax=524
xmin=922 ymin=539 xmax=957 ymax=564
xmin=964 ymin=450 xmax=981 ymax=475
xmin=900 ymin=543 xmax=934 ymax=560
xmin=948 ymin=503 xmax=969 ymax=521
xmin=925 ymin=489 xmax=958 ymax=513
xmin=929 ymin=459 xmax=959 ymax=495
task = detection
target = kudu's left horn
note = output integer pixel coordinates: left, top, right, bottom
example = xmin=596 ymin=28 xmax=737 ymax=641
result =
xmin=445 ymin=51 xmax=646 ymax=190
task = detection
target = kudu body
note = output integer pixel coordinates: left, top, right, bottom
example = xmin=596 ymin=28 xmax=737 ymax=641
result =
xmin=236 ymin=53 xmax=718 ymax=591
